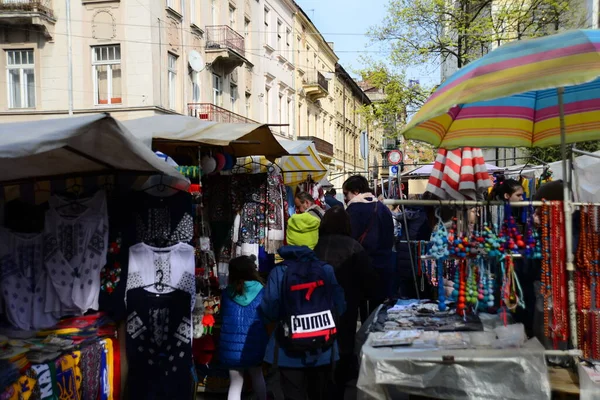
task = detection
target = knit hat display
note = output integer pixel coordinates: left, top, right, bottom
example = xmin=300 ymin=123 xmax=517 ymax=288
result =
xmin=286 ymin=213 xmax=320 ymax=250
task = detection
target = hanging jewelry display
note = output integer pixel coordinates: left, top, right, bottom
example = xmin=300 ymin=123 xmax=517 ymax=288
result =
xmin=576 ymin=204 xmax=600 ymax=359
xmin=428 ymin=208 xmax=449 ymax=310
xmin=540 ymin=201 xmax=568 ymax=349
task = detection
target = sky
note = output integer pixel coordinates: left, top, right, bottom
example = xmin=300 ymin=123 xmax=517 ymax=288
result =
xmin=294 ymin=0 xmax=440 ymax=86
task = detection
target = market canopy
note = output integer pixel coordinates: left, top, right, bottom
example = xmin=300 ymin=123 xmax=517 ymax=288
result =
xmin=0 ymin=114 xmax=183 ymax=184
xmin=236 ymin=139 xmax=328 ymax=186
xmin=120 ymin=115 xmax=288 ymax=159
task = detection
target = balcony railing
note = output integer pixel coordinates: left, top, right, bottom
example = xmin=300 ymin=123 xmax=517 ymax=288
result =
xmin=188 ymin=103 xmax=256 ymax=124
xmin=0 ymin=0 xmax=53 ymax=17
xmin=205 ymin=25 xmax=245 ymax=58
xmin=298 ymin=136 xmax=334 ymax=157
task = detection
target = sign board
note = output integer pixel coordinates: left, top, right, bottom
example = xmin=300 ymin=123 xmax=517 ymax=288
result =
xmin=390 ymin=165 xmax=399 ymax=175
xmin=387 ymin=150 xmax=403 ymax=165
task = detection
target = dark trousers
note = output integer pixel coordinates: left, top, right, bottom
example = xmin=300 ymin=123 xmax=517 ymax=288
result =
xmin=279 ymin=366 xmax=332 ymax=400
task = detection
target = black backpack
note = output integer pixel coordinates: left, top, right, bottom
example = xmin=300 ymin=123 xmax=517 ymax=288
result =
xmin=276 ymin=258 xmax=337 ymax=354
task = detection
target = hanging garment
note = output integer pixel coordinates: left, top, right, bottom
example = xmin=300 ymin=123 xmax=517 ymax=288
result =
xmin=125 ymin=243 xmax=196 ymax=311
xmin=265 ymin=171 xmax=286 ymax=254
xmin=129 ymin=191 xmax=194 ymax=248
xmin=44 ymin=190 xmax=109 ymax=314
xmin=125 ymin=288 xmax=193 ymax=400
xmin=0 ymin=229 xmax=59 ymax=330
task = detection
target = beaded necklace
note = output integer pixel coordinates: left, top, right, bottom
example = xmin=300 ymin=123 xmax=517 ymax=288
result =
xmin=550 ymin=201 xmax=568 ymax=347
xmin=540 ymin=202 xmax=552 ymax=339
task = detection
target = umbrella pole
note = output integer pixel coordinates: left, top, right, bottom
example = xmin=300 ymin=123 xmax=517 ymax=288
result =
xmin=558 ymin=86 xmax=578 ymax=349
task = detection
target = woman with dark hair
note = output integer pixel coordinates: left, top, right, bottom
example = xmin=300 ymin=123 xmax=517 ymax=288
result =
xmin=489 ymin=176 xmax=524 ymax=202
xmin=342 ymin=175 xmax=394 ymax=320
xmin=314 ymin=206 xmax=378 ymax=400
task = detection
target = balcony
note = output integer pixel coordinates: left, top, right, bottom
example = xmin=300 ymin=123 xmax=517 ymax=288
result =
xmin=205 ymin=25 xmax=249 ymax=73
xmin=302 ymin=71 xmax=329 ymax=101
xmin=188 ymin=103 xmax=257 ymax=124
xmin=298 ymin=136 xmax=334 ymax=158
xmin=0 ymin=0 xmax=55 ymax=38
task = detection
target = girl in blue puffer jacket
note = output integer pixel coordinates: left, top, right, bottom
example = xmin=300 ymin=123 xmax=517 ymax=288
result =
xmin=218 ymin=255 xmax=268 ymax=400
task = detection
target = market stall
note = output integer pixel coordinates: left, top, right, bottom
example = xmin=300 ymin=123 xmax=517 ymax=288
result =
xmin=120 ymin=114 xmax=294 ymax=394
xmin=0 ymin=113 xmax=293 ymax=398
xmin=0 ymin=114 xmax=191 ymax=399
xmin=360 ymin=30 xmax=600 ymax=399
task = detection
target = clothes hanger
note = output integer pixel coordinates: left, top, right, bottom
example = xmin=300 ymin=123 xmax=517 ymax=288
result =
xmin=141 ymin=270 xmax=177 ymax=293
xmin=54 ymin=183 xmax=89 ymax=212
xmin=141 ymin=174 xmax=180 ymax=193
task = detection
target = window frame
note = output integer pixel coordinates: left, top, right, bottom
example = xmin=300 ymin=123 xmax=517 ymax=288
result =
xmin=167 ymin=52 xmax=178 ymax=110
xmin=212 ymin=73 xmax=222 ymax=106
xmin=265 ymin=86 xmax=270 ymax=122
xmin=277 ymin=20 xmax=282 ymax=50
xmin=230 ymin=82 xmax=237 ymax=112
xmin=91 ymin=44 xmax=122 ymax=106
xmin=6 ymin=49 xmax=35 ymax=109
xmin=263 ymin=7 xmax=270 ymax=45
xmin=229 ymin=5 xmax=236 ymax=28
xmin=245 ymin=92 xmax=251 ymax=118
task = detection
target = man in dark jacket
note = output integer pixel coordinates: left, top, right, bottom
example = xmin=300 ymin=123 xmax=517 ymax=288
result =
xmin=314 ymin=206 xmax=378 ymax=399
xmin=343 ymin=175 xmax=394 ymax=322
xmin=324 ymin=189 xmax=343 ymax=209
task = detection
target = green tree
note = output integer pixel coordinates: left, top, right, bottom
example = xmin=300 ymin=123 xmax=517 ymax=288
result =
xmin=528 ymin=142 xmax=600 ymax=163
xmin=366 ymin=0 xmax=587 ymax=162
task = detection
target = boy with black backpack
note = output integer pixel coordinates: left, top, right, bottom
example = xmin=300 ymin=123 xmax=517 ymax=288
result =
xmin=261 ymin=213 xmax=346 ymax=400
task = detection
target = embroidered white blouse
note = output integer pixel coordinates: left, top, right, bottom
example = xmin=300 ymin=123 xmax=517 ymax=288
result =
xmin=125 ymin=242 xmax=196 ymax=311
xmin=44 ymin=190 xmax=109 ymax=315
xmin=0 ymin=228 xmax=59 ymax=330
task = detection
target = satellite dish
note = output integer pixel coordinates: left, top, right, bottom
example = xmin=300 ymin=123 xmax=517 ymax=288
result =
xmin=188 ymin=50 xmax=204 ymax=72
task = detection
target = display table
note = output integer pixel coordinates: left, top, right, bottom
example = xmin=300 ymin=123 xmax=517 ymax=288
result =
xmin=357 ymin=334 xmax=551 ymax=400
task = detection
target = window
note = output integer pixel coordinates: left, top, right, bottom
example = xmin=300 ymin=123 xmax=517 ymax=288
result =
xmin=166 ymin=0 xmax=173 ymax=9
xmin=265 ymin=86 xmax=270 ymax=122
xmin=286 ymin=28 xmax=291 ymax=47
xmin=287 ymin=98 xmax=292 ymax=136
xmin=167 ymin=53 xmax=177 ymax=109
xmin=211 ymin=0 xmax=217 ymax=25
xmin=244 ymin=18 xmax=250 ymax=39
xmin=278 ymin=93 xmax=283 ymax=124
xmin=6 ymin=49 xmax=35 ymax=108
xmin=190 ymin=70 xmax=200 ymax=102
xmin=92 ymin=45 xmax=121 ymax=106
xmin=277 ymin=20 xmax=282 ymax=50
xmin=263 ymin=8 xmax=270 ymax=44
xmin=230 ymin=83 xmax=237 ymax=113
xmin=229 ymin=5 xmax=236 ymax=28
xmin=245 ymin=93 xmax=251 ymax=118
xmin=212 ymin=74 xmax=222 ymax=106
xmin=190 ymin=0 xmax=196 ymax=24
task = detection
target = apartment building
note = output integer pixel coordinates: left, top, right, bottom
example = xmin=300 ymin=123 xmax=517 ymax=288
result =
xmin=292 ymin=5 xmax=337 ymax=168
xmin=333 ymin=63 xmax=380 ymax=186
xmin=0 ymin=0 xmax=297 ymax=130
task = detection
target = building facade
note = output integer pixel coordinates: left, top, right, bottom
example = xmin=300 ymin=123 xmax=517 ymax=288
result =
xmin=333 ymin=63 xmax=380 ymax=187
xmin=292 ymin=6 xmax=337 ymax=170
xmin=0 ymin=0 xmax=297 ymax=130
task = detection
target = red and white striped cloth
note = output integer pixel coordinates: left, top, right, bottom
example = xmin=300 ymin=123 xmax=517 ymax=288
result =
xmin=425 ymin=147 xmax=492 ymax=200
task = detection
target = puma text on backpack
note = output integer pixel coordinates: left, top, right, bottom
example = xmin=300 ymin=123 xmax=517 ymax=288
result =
xmin=277 ymin=259 xmax=337 ymax=354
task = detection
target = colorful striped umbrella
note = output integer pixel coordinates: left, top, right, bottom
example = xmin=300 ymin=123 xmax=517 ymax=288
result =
xmin=402 ymin=30 xmax=600 ymax=148
xmin=425 ymin=147 xmax=493 ymax=200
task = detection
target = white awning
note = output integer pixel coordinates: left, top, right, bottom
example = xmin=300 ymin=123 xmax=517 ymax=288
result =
xmin=0 ymin=114 xmax=184 ymax=184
